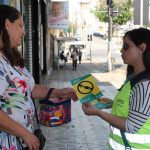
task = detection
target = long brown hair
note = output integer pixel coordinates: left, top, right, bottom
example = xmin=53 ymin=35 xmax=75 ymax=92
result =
xmin=0 ymin=5 xmax=25 ymax=67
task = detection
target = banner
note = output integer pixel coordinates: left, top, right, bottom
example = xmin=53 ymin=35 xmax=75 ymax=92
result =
xmin=48 ymin=1 xmax=69 ymax=29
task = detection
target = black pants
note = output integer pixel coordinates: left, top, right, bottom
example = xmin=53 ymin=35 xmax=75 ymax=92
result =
xmin=73 ymin=60 xmax=77 ymax=70
xmin=79 ymin=56 xmax=81 ymax=63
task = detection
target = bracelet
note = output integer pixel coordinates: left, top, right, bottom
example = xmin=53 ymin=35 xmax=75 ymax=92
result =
xmin=46 ymin=88 xmax=54 ymax=99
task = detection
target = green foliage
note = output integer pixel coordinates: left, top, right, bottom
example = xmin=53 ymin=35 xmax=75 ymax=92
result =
xmin=67 ymin=23 xmax=77 ymax=35
xmin=91 ymin=10 xmax=108 ymax=22
xmin=91 ymin=0 xmax=133 ymax=25
xmin=113 ymin=0 xmax=133 ymax=25
xmin=68 ymin=24 xmax=72 ymax=34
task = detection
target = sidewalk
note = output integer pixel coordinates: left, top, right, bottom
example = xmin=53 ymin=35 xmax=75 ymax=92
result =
xmin=41 ymin=61 xmax=126 ymax=150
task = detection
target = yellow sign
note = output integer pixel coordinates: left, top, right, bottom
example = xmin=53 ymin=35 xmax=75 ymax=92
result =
xmin=71 ymin=74 xmax=113 ymax=109
xmin=71 ymin=74 xmax=103 ymax=104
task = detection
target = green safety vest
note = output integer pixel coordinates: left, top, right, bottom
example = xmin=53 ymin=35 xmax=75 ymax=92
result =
xmin=109 ymin=71 xmax=150 ymax=150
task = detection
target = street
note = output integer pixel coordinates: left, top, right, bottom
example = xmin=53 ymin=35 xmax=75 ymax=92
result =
xmin=84 ymin=36 xmax=123 ymax=65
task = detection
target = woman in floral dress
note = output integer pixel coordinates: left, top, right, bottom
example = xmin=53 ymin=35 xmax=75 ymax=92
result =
xmin=0 ymin=5 xmax=77 ymax=150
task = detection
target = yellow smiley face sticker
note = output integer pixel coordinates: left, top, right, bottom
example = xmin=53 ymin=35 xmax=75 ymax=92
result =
xmin=77 ymin=81 xmax=94 ymax=94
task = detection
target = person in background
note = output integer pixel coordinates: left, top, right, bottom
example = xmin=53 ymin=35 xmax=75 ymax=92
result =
xmin=0 ymin=5 xmax=77 ymax=150
xmin=82 ymin=28 xmax=150 ymax=149
xmin=71 ymin=47 xmax=78 ymax=71
xmin=78 ymin=49 xmax=82 ymax=64
xmin=60 ymin=50 xmax=67 ymax=63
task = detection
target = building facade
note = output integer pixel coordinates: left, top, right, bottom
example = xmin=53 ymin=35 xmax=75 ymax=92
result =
xmin=0 ymin=0 xmax=54 ymax=84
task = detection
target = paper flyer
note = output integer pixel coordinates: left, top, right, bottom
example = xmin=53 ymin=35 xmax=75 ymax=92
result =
xmin=70 ymin=74 xmax=112 ymax=109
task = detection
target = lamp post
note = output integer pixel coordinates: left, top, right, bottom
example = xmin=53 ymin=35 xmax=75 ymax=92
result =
xmin=87 ymin=34 xmax=92 ymax=63
xmin=107 ymin=0 xmax=113 ymax=72
xmin=80 ymin=1 xmax=89 ymax=41
xmin=140 ymin=0 xmax=143 ymax=26
xmin=80 ymin=2 xmax=83 ymax=40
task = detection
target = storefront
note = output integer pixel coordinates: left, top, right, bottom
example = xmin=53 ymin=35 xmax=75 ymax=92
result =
xmin=0 ymin=0 xmax=49 ymax=84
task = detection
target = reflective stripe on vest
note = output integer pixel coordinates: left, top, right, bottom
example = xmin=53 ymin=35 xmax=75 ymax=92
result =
xmin=109 ymin=138 xmax=138 ymax=150
xmin=111 ymin=126 xmax=150 ymax=144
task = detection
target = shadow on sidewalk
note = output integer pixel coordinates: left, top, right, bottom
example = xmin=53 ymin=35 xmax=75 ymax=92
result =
xmin=47 ymin=61 xmax=126 ymax=91
xmin=43 ymin=62 xmax=124 ymax=150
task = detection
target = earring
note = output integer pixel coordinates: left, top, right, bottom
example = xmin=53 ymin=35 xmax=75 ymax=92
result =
xmin=140 ymin=51 xmax=143 ymax=54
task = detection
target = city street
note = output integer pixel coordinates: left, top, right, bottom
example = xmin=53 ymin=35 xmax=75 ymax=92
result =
xmin=82 ymin=36 xmax=123 ymax=66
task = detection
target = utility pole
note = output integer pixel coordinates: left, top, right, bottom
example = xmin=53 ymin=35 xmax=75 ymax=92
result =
xmin=80 ymin=1 xmax=89 ymax=41
xmin=87 ymin=34 xmax=92 ymax=63
xmin=134 ymin=0 xmax=149 ymax=26
xmin=107 ymin=0 xmax=113 ymax=72
xmin=80 ymin=2 xmax=83 ymax=40
xmin=140 ymin=0 xmax=143 ymax=26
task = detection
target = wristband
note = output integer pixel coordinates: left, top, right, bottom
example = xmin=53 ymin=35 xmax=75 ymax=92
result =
xmin=46 ymin=88 xmax=54 ymax=99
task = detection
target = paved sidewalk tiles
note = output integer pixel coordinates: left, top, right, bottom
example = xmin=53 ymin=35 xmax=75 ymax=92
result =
xmin=40 ymin=62 xmax=126 ymax=150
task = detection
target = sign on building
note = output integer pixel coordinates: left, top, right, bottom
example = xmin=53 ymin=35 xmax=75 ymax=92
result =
xmin=48 ymin=1 xmax=69 ymax=29
xmin=134 ymin=0 xmax=149 ymax=25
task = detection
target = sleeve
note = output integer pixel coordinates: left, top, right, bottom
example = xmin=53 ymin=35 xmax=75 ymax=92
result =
xmin=126 ymin=81 xmax=150 ymax=133
xmin=30 ymin=76 xmax=35 ymax=91
xmin=0 ymin=63 xmax=9 ymax=96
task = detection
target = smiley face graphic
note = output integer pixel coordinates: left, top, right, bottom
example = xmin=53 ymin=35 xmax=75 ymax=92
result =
xmin=77 ymin=81 xmax=94 ymax=94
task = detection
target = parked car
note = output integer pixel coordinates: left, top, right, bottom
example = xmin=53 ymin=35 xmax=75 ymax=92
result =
xmin=93 ymin=31 xmax=106 ymax=38
xmin=75 ymin=34 xmax=81 ymax=41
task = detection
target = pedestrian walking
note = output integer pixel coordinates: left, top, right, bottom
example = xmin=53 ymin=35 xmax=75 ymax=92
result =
xmin=71 ymin=47 xmax=78 ymax=71
xmin=82 ymin=28 xmax=150 ymax=150
xmin=78 ymin=49 xmax=82 ymax=64
xmin=60 ymin=50 xmax=67 ymax=63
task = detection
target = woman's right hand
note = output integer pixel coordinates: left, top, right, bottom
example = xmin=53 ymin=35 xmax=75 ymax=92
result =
xmin=82 ymin=103 xmax=99 ymax=116
xmin=22 ymin=131 xmax=40 ymax=150
xmin=98 ymin=98 xmax=113 ymax=108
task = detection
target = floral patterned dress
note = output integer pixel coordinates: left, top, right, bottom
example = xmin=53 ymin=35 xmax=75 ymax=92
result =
xmin=0 ymin=55 xmax=35 ymax=150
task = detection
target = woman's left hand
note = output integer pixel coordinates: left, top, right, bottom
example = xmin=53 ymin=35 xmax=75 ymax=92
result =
xmin=60 ymin=88 xmax=78 ymax=101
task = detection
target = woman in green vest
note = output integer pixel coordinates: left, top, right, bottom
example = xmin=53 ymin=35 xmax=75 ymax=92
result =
xmin=82 ymin=28 xmax=150 ymax=150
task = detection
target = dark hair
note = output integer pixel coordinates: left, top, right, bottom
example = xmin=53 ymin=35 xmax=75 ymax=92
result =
xmin=0 ymin=5 xmax=25 ymax=67
xmin=126 ymin=65 xmax=134 ymax=78
xmin=124 ymin=28 xmax=150 ymax=71
xmin=73 ymin=47 xmax=78 ymax=54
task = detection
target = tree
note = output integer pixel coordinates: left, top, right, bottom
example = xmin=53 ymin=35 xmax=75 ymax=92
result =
xmin=67 ymin=23 xmax=77 ymax=36
xmin=91 ymin=0 xmax=133 ymax=25
xmin=68 ymin=24 xmax=72 ymax=36
xmin=113 ymin=0 xmax=133 ymax=25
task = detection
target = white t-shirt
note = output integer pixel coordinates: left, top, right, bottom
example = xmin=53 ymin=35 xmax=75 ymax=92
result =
xmin=71 ymin=51 xmax=78 ymax=61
